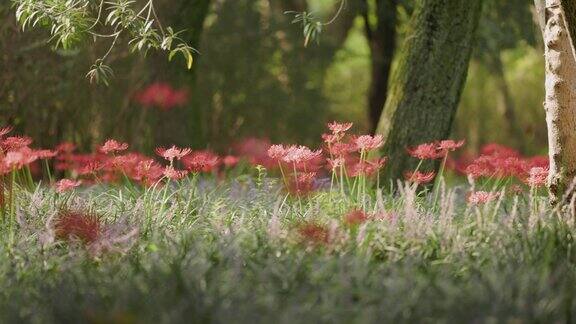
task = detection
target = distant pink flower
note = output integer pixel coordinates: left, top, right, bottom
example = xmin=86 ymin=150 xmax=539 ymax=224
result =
xmin=407 ymin=143 xmax=443 ymax=160
xmin=321 ymin=133 xmax=343 ymax=145
xmin=287 ymin=172 xmax=317 ymax=196
xmin=328 ymin=142 xmax=356 ymax=157
xmin=4 ymin=147 xmax=37 ymax=169
xmin=163 ymin=166 xmax=188 ymax=180
xmin=223 ymin=155 xmax=240 ymax=168
xmin=1 ymin=136 xmax=33 ymax=151
xmin=437 ymin=139 xmax=465 ymax=153
xmin=267 ymin=144 xmax=287 ymax=160
xmin=282 ymin=145 xmax=322 ymax=164
xmin=156 ymin=146 xmax=192 ymax=162
xmin=55 ymin=179 xmax=82 ymax=193
xmin=328 ymin=122 xmax=353 ymax=134
xmin=467 ymin=191 xmax=500 ymax=205
xmin=327 ymin=157 xmax=346 ymax=171
xmin=298 ymin=222 xmax=329 ymax=245
xmin=526 ymin=167 xmax=548 ymax=187
xmin=182 ymin=151 xmax=220 ymax=173
xmin=33 ymin=149 xmax=57 ymax=159
xmin=480 ymin=143 xmax=519 ymax=158
xmin=77 ymin=161 xmax=104 ymax=176
xmin=404 ymin=171 xmax=436 ymax=184
xmin=135 ymin=82 xmax=188 ymax=111
xmin=344 ymin=209 xmax=369 ymax=226
xmin=354 ymin=135 xmax=383 ymax=151
xmin=99 ymin=139 xmax=129 ymax=154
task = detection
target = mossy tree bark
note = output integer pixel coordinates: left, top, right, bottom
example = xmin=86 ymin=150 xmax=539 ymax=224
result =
xmin=375 ymin=0 xmax=483 ymax=183
xmin=535 ymin=0 xmax=576 ymax=204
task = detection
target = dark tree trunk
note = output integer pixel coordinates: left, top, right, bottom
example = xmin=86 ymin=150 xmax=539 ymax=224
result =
xmin=376 ymin=0 xmax=483 ymax=182
xmin=363 ymin=0 xmax=398 ymax=134
xmin=153 ymin=0 xmax=212 ymax=147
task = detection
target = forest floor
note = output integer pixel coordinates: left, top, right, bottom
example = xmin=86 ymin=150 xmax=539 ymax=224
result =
xmin=1 ymin=178 xmax=575 ymax=323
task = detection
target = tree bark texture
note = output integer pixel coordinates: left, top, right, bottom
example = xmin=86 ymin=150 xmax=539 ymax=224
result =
xmin=537 ymin=0 xmax=576 ymax=202
xmin=375 ymin=0 xmax=483 ymax=182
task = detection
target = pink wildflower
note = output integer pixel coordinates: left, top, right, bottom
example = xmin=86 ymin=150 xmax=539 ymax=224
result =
xmin=99 ymin=139 xmax=129 ymax=154
xmin=55 ymin=179 xmax=82 ymax=193
xmin=404 ymin=171 xmax=436 ymax=184
xmin=467 ymin=191 xmax=500 ymax=205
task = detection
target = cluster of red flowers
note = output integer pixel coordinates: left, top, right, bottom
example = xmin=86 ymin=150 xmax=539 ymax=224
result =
xmin=266 ymin=122 xmax=387 ymax=195
xmin=135 ymin=82 xmax=188 ymax=111
xmin=0 ymin=127 xmax=56 ymax=175
xmin=55 ymin=142 xmax=235 ymax=187
xmin=407 ymin=140 xmax=465 ymax=160
xmin=55 ymin=210 xmax=102 ymax=244
xmin=449 ymin=143 xmax=549 ymax=187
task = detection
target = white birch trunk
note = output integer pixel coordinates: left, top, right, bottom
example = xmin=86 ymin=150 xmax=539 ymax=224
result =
xmin=539 ymin=0 xmax=576 ymax=203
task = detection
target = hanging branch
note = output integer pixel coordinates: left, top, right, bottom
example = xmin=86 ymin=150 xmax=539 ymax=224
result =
xmin=13 ymin=0 xmax=197 ymax=85
xmin=285 ymin=0 xmax=347 ymax=47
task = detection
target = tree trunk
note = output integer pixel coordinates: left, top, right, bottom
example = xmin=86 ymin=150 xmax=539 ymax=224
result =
xmin=535 ymin=0 xmax=576 ymax=203
xmin=154 ymin=0 xmax=212 ymax=147
xmin=375 ymin=0 xmax=483 ymax=182
xmin=363 ymin=0 xmax=398 ymax=134
xmin=485 ymin=51 xmax=526 ymax=152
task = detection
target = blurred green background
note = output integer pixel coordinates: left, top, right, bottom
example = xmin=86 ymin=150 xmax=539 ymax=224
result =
xmin=0 ymin=0 xmax=545 ymax=155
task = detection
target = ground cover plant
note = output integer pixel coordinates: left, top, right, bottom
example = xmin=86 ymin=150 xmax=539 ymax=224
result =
xmin=1 ymin=122 xmax=574 ymax=323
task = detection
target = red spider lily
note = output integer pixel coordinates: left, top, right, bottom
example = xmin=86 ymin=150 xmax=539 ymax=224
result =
xmin=354 ymin=134 xmax=384 ymax=151
xmin=55 ymin=210 xmax=102 ymax=244
xmin=287 ymin=172 xmax=317 ymax=196
xmin=55 ymin=179 xmax=82 ymax=193
xmin=347 ymin=157 xmax=387 ymax=177
xmin=3 ymin=147 xmax=38 ymax=169
xmin=267 ymin=144 xmax=286 ymax=160
xmin=135 ymin=82 xmax=188 ymax=111
xmin=297 ymin=222 xmax=329 ymax=245
xmin=465 ymin=155 xmax=528 ymax=179
xmin=404 ymin=171 xmax=436 ymax=184
xmin=467 ymin=191 xmax=500 ymax=205
xmin=525 ymin=167 xmax=548 ymax=187
xmin=525 ymin=156 xmax=549 ymax=169
xmin=407 ymin=143 xmax=444 ymax=160
xmin=437 ymin=139 xmax=465 ymax=154
xmin=480 ymin=143 xmax=519 ymax=158
xmin=182 ymin=151 xmax=220 ymax=173
xmin=281 ymin=145 xmax=322 ymax=164
xmin=222 ymin=155 xmax=240 ymax=168
xmin=163 ymin=166 xmax=188 ymax=180
xmin=327 ymin=157 xmax=346 ymax=171
xmin=156 ymin=146 xmax=192 ymax=163
xmin=99 ymin=139 xmax=129 ymax=154
xmin=77 ymin=161 xmax=105 ymax=176
xmin=344 ymin=209 xmax=369 ymax=226
xmin=0 ymin=126 xmax=13 ymax=138
xmin=1 ymin=136 xmax=33 ymax=151
xmin=321 ymin=133 xmax=344 ymax=145
xmin=132 ymin=159 xmax=164 ymax=185
xmin=33 ymin=149 xmax=57 ymax=159
xmin=327 ymin=121 xmax=353 ymax=134
xmin=327 ymin=141 xmax=356 ymax=157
